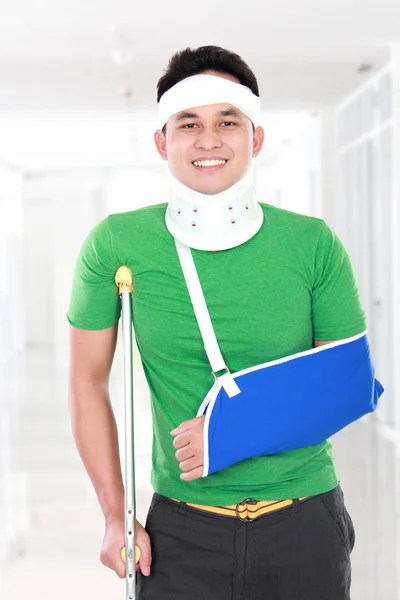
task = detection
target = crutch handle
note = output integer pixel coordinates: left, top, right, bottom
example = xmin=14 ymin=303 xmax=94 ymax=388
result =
xmin=121 ymin=545 xmax=141 ymax=564
xmin=115 ymin=265 xmax=133 ymax=294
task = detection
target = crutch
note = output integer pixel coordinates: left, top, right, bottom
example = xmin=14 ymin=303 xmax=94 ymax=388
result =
xmin=115 ymin=266 xmax=141 ymax=600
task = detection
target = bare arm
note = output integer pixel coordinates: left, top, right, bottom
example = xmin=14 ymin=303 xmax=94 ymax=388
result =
xmin=68 ymin=323 xmax=124 ymax=523
xmin=68 ymin=322 xmax=153 ymax=578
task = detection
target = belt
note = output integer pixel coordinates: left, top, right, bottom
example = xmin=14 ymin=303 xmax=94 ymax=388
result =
xmin=170 ymin=496 xmax=309 ymax=522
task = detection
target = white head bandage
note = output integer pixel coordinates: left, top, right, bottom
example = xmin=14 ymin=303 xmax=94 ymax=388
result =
xmin=158 ymin=74 xmax=261 ymax=129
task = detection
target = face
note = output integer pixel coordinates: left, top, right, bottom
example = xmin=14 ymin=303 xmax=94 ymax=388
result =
xmin=154 ymin=70 xmax=264 ymax=195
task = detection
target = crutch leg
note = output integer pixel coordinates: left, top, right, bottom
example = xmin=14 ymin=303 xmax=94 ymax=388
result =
xmin=115 ymin=266 xmax=140 ymax=600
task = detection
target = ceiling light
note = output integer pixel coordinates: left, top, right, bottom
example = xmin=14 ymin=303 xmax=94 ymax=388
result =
xmin=357 ymin=63 xmax=374 ymax=74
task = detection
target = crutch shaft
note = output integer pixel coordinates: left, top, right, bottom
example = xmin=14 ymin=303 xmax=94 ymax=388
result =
xmin=116 ymin=267 xmax=139 ymax=600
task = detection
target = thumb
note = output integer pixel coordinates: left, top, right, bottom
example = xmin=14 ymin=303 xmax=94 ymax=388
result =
xmin=170 ymin=418 xmax=194 ymax=435
xmin=137 ymin=530 xmax=152 ymax=576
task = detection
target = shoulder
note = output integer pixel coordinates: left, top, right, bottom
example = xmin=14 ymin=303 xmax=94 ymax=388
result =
xmin=108 ymin=202 xmax=168 ymax=227
xmin=259 ymin=202 xmax=326 ymax=243
xmin=105 ymin=202 xmax=170 ymax=256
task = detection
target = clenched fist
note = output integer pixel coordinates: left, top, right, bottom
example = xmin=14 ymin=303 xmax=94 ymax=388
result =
xmin=100 ymin=517 xmax=152 ymax=578
xmin=171 ymin=415 xmax=205 ymax=482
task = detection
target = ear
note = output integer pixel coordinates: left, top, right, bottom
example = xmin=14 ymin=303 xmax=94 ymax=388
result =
xmin=252 ymin=126 xmax=264 ymax=158
xmin=154 ymin=129 xmax=168 ymax=161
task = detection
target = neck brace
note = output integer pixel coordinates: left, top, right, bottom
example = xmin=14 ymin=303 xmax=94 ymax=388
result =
xmin=165 ymin=165 xmax=264 ymax=251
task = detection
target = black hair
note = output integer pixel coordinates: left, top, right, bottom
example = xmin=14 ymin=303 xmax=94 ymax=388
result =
xmin=157 ymin=46 xmax=259 ymax=134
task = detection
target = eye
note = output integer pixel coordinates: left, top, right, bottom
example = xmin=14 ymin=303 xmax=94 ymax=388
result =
xmin=221 ymin=121 xmax=235 ymax=127
xmin=182 ymin=123 xmax=198 ymax=129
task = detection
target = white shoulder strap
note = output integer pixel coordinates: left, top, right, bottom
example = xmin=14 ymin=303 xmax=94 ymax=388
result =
xmin=174 ymin=238 xmax=240 ymax=398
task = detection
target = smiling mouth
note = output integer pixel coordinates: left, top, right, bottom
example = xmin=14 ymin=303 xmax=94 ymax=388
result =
xmin=192 ymin=159 xmax=228 ymax=171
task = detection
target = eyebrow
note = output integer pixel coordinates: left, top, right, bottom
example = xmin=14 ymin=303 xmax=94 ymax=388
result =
xmin=174 ymin=108 xmax=242 ymax=123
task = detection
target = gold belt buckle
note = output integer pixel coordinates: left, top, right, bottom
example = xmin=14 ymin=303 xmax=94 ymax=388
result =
xmin=235 ymin=498 xmax=259 ymax=522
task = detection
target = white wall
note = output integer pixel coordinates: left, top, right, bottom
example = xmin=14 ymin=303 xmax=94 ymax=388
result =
xmin=22 ymin=166 xmax=171 ymax=349
xmin=256 ymin=112 xmax=322 ymax=217
xmin=23 ymin=172 xmax=104 ymax=349
xmin=320 ymin=47 xmax=400 ymax=600
xmin=104 ymin=166 xmax=167 ymax=214
xmin=0 ymin=165 xmax=24 ymax=364
xmin=0 ymin=165 xmax=26 ymax=576
xmin=327 ymin=63 xmax=397 ymax=432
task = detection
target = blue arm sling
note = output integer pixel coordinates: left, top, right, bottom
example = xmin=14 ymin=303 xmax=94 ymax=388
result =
xmin=174 ymin=239 xmax=384 ymax=477
xmin=197 ymin=332 xmax=383 ymax=475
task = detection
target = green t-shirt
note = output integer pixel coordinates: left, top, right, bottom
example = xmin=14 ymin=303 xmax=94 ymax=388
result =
xmin=67 ymin=202 xmax=366 ymax=505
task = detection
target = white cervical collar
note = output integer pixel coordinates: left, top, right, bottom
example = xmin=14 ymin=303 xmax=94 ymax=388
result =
xmin=165 ymin=165 xmax=264 ymax=252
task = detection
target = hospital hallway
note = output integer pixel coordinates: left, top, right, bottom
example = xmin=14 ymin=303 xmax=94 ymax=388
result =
xmin=0 ymin=340 xmax=398 ymax=600
xmin=2 ymin=2 xmax=400 ymax=599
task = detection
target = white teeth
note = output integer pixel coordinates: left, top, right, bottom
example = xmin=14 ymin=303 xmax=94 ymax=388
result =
xmin=193 ymin=159 xmax=227 ymax=167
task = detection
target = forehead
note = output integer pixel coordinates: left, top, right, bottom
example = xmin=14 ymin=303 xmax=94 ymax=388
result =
xmin=173 ymin=103 xmax=245 ymax=123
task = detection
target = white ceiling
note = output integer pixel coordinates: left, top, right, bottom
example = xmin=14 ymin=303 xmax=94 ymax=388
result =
xmin=0 ymin=0 xmax=397 ymax=110
xmin=0 ymin=0 xmax=397 ymax=169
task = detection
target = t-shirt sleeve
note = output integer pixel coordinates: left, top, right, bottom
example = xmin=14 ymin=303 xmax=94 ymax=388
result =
xmin=67 ymin=217 xmax=122 ymax=330
xmin=311 ymin=220 xmax=367 ymax=340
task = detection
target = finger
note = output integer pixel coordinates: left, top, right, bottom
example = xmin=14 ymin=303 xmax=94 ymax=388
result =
xmin=115 ymin=556 xmax=126 ymax=579
xmin=180 ymin=465 xmax=204 ymax=481
xmin=101 ymin=550 xmax=126 ymax=579
xmin=175 ymin=446 xmax=195 ymax=462
xmin=179 ymin=456 xmax=202 ymax=473
xmin=172 ymin=433 xmax=191 ymax=449
xmin=136 ymin=534 xmax=152 ymax=577
xmin=170 ymin=418 xmax=198 ymax=435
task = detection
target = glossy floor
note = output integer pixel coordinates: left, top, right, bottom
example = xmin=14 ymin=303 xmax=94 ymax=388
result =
xmin=0 ymin=342 xmax=399 ymax=599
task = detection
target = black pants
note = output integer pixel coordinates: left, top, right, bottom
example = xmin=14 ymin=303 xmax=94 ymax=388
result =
xmin=137 ymin=484 xmax=355 ymax=599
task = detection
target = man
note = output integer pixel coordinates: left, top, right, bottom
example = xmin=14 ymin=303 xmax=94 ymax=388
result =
xmin=68 ymin=46 xmax=369 ymax=599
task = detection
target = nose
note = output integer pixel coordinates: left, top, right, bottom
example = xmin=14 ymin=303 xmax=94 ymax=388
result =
xmin=194 ymin=126 xmax=223 ymax=150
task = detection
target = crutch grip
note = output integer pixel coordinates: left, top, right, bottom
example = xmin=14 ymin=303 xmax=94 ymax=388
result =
xmin=121 ymin=545 xmax=141 ymax=564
